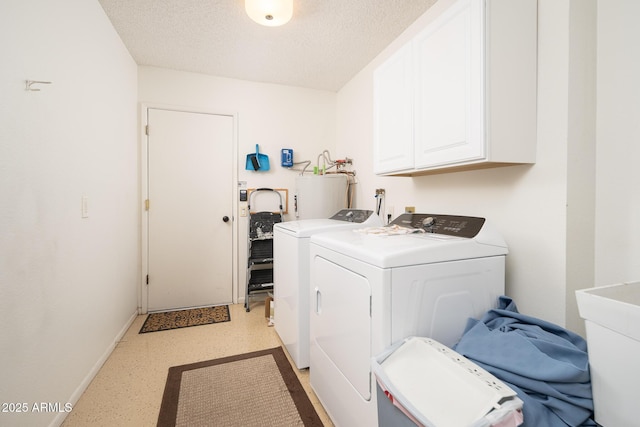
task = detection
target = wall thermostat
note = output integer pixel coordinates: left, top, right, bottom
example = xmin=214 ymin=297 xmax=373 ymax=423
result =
xmin=281 ymin=149 xmax=293 ymax=167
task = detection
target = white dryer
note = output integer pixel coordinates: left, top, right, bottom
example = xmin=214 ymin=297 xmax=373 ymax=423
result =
xmin=273 ymin=209 xmax=382 ymax=369
xmin=309 ymin=213 xmax=508 ymax=427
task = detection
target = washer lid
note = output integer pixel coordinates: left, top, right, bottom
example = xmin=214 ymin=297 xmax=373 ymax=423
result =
xmin=310 ymin=215 xmax=507 ymax=268
xmin=274 ymin=210 xmax=382 ymax=238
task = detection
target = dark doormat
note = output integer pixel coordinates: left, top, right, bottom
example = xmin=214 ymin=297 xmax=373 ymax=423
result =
xmin=139 ymin=305 xmax=231 ymax=334
xmin=157 ymin=347 xmax=323 ymax=426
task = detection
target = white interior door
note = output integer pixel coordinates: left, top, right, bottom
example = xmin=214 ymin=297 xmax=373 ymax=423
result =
xmin=147 ymin=108 xmax=233 ymax=311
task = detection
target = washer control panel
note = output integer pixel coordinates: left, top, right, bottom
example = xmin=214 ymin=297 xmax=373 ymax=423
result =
xmin=329 ymin=209 xmax=374 ymax=223
xmin=390 ymin=213 xmax=486 ymax=238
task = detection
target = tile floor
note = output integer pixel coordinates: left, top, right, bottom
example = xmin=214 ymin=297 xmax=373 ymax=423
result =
xmin=62 ymin=303 xmax=333 ymax=426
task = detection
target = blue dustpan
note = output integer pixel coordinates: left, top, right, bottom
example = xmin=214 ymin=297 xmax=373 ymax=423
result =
xmin=245 ymin=144 xmax=270 ymax=171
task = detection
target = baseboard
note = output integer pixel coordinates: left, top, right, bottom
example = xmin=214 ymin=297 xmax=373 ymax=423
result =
xmin=49 ymin=309 xmax=138 ymax=427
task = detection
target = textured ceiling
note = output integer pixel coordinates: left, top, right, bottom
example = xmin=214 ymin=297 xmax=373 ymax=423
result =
xmin=98 ymin=0 xmax=438 ymax=92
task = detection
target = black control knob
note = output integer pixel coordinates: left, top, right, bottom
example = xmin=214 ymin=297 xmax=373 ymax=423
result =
xmin=222 ymin=216 xmax=230 ymax=223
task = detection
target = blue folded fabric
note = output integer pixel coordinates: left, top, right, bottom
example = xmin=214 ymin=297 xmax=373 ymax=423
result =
xmin=453 ymin=296 xmax=596 ymax=427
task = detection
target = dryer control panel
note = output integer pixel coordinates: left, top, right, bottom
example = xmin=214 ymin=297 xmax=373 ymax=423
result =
xmin=390 ymin=213 xmax=486 ymax=238
xmin=329 ymin=209 xmax=374 ymax=223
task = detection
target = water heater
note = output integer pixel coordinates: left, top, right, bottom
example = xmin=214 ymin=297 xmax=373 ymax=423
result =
xmin=295 ymin=174 xmax=348 ymax=219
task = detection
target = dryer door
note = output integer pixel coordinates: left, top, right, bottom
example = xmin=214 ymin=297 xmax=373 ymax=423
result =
xmin=312 ymin=256 xmax=372 ymax=400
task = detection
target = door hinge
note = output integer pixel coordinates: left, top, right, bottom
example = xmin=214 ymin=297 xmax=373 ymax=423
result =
xmin=145 ymin=125 xmax=149 ymax=136
xmin=145 ymin=199 xmax=149 ymax=211
xmin=146 ymin=275 xmax=149 ymax=285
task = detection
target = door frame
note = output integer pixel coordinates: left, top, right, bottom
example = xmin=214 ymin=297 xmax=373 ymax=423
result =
xmin=139 ymin=103 xmax=239 ymax=314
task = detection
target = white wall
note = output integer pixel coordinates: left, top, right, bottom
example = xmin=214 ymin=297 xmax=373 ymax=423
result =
xmin=335 ymin=0 xmax=604 ymax=333
xmin=137 ymin=67 xmax=337 ymax=302
xmin=0 ymin=1 xmax=138 ymax=426
xmin=566 ymin=0 xmax=597 ymax=338
xmin=595 ymin=0 xmax=640 ymax=285
xmin=1 ymin=2 xmax=637 ymax=424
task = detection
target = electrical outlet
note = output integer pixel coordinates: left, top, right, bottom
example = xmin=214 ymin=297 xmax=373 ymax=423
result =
xmin=240 ymin=206 xmax=247 ymax=217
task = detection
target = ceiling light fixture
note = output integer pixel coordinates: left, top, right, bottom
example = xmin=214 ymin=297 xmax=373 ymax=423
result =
xmin=245 ymin=0 xmax=293 ymax=27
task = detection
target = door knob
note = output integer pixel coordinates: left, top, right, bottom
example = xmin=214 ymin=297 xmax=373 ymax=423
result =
xmin=222 ymin=216 xmax=230 ymax=222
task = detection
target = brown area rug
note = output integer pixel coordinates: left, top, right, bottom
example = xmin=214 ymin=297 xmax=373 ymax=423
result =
xmin=157 ymin=347 xmax=323 ymax=427
xmin=140 ymin=305 xmax=230 ymax=334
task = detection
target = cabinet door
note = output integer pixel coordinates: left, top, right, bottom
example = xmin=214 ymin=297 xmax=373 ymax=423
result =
xmin=413 ymin=0 xmax=485 ymax=168
xmin=373 ymin=43 xmax=414 ymax=174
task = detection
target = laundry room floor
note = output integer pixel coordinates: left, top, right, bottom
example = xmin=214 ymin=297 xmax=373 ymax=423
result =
xmin=62 ymin=302 xmax=332 ymax=426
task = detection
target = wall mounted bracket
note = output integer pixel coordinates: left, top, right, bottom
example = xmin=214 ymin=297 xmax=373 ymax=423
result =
xmin=25 ymin=80 xmax=52 ymax=91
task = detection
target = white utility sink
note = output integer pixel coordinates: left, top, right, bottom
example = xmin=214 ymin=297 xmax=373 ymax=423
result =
xmin=576 ymin=281 xmax=640 ymax=427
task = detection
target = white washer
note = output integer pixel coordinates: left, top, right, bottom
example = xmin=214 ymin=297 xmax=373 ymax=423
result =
xmin=273 ymin=209 xmax=382 ymax=369
xmin=309 ymin=213 xmax=508 ymax=427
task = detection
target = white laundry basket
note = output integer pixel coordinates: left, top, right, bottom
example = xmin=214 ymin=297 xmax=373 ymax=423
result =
xmin=373 ymin=337 xmax=523 ymax=427
xmin=576 ymin=281 xmax=640 ymax=427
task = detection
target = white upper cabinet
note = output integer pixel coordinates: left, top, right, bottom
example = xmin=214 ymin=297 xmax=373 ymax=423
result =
xmin=413 ymin=0 xmax=484 ymax=169
xmin=374 ymin=0 xmax=537 ymax=176
xmin=373 ymin=43 xmax=414 ymax=174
